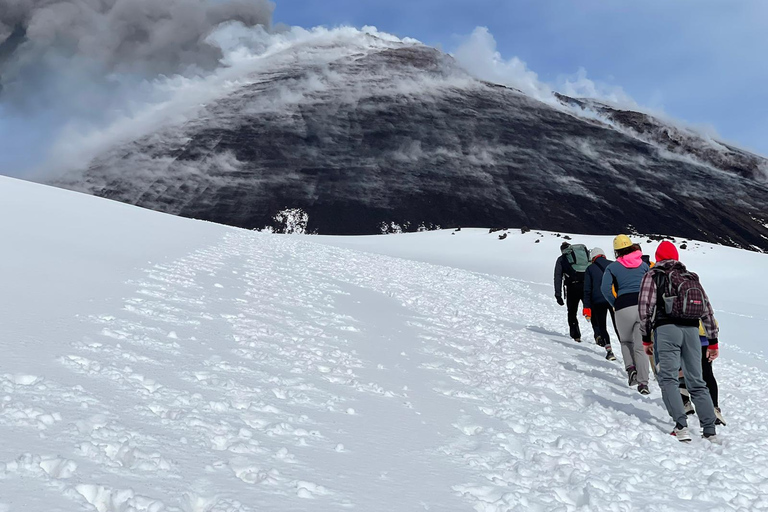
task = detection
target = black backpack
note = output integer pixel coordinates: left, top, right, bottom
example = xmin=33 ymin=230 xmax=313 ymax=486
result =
xmin=653 ymin=268 xmax=708 ymax=322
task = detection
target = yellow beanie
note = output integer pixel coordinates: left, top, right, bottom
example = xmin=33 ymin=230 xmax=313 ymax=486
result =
xmin=613 ymin=234 xmax=633 ymax=250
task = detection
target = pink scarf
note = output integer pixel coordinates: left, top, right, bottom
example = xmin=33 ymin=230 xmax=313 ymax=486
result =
xmin=617 ymin=250 xmax=644 ymax=269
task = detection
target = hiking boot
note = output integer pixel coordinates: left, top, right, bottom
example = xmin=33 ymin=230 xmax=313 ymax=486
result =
xmin=627 ymin=366 xmax=638 ymax=386
xmin=715 ymin=407 xmax=726 ymax=426
xmin=638 ymin=383 xmax=650 ymax=395
xmin=702 ymin=433 xmax=720 ymax=443
xmin=574 ymin=338 xmax=582 ymax=343
xmin=671 ymin=425 xmax=692 ymax=442
xmin=605 ymin=350 xmax=616 ymax=361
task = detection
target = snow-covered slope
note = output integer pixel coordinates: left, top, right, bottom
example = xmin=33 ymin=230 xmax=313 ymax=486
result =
xmin=2 ymin=176 xmax=768 ymax=511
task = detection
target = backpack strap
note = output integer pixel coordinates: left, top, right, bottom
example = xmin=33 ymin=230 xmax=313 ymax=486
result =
xmin=650 ymin=270 xmax=667 ymax=328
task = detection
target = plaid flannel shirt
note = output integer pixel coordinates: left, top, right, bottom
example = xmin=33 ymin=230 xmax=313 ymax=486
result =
xmin=638 ymin=260 xmax=719 ymax=345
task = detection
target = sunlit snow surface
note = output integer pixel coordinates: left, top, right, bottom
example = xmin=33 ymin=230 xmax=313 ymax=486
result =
xmin=2 ymin=175 xmax=768 ymax=511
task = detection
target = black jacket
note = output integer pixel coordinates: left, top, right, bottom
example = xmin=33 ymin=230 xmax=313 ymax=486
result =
xmin=554 ymin=255 xmax=584 ymax=298
xmin=583 ymin=256 xmax=612 ymax=308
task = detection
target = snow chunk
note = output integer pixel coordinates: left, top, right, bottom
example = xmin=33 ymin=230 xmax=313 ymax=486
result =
xmin=39 ymin=457 xmax=77 ymax=479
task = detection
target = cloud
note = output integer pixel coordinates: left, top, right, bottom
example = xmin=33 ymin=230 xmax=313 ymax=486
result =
xmin=557 ymin=67 xmax=637 ymax=108
xmin=450 ymin=27 xmax=644 ymax=115
xmin=452 ymin=27 xmax=553 ymax=102
xmin=0 ymin=0 xmax=274 ymax=176
xmin=0 ymin=0 xmax=274 ymax=80
xmin=13 ymin=24 xmax=432 ymax=179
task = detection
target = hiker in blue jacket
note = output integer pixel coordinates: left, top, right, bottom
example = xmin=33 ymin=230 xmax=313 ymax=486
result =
xmin=554 ymin=242 xmax=590 ymax=342
xmin=583 ymin=248 xmax=617 ymax=361
xmin=601 ymin=235 xmax=651 ymax=394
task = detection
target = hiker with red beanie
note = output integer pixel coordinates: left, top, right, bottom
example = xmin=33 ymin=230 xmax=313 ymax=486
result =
xmin=639 ymin=241 xmax=719 ymax=442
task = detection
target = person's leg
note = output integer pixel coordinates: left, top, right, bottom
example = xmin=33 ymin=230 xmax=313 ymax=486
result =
xmin=598 ymin=305 xmax=612 ymax=350
xmin=590 ymin=313 xmax=604 ymax=345
xmin=566 ymin=284 xmax=582 ymax=340
xmin=590 ymin=304 xmax=607 ymax=343
xmin=656 ymin=325 xmax=686 ymax=426
xmin=592 ymin=304 xmax=615 ymax=359
xmin=609 ymin=307 xmax=620 ymax=341
xmin=701 ymin=346 xmax=719 ymax=408
xmin=630 ymin=309 xmax=650 ymax=386
xmin=614 ymin=307 xmax=637 ymax=378
xmin=681 ymin=327 xmax=717 ymax=436
xmin=679 ymin=369 xmax=693 ymax=414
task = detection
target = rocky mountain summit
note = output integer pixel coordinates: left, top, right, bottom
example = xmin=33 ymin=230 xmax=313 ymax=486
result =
xmin=52 ymin=32 xmax=768 ymax=250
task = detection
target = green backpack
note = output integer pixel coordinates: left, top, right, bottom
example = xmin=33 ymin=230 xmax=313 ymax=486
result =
xmin=562 ymin=244 xmax=590 ymax=273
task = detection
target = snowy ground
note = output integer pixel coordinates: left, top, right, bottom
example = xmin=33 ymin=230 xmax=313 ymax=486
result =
xmin=2 ymin=176 xmax=768 ymax=511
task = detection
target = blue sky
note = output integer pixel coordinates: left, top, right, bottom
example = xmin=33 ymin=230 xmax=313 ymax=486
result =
xmin=272 ymin=0 xmax=768 ymax=156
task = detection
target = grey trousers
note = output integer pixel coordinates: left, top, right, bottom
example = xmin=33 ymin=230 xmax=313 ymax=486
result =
xmin=615 ymin=306 xmax=650 ymax=385
xmin=656 ymin=324 xmax=717 ymax=435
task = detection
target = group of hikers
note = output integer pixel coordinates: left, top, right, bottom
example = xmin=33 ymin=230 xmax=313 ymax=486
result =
xmin=554 ymin=235 xmax=724 ymax=442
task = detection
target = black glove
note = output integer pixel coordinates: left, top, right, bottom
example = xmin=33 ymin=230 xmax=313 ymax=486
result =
xmin=556 ymin=296 xmax=564 ymax=306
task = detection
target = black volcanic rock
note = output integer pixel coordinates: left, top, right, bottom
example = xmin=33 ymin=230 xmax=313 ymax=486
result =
xmin=53 ymin=38 xmax=768 ymax=250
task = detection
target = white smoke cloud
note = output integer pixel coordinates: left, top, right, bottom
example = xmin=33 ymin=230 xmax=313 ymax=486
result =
xmin=0 ymin=0 xmax=274 ymax=79
xmin=0 ymin=0 xmax=274 ymax=176
xmin=449 ymin=27 xmax=749 ymax=160
xmin=452 ymin=27 xmax=553 ymax=102
xmin=26 ymin=24 xmax=425 ymax=179
xmin=451 ymin=27 xmax=642 ymax=112
xmin=558 ymin=67 xmax=637 ymax=108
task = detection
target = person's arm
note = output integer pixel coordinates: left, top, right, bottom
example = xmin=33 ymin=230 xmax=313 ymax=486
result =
xmin=554 ymin=257 xmax=564 ymax=300
xmin=700 ymin=286 xmax=719 ymax=351
xmin=600 ymin=266 xmax=616 ymax=308
xmin=638 ymin=271 xmax=657 ymax=343
xmin=583 ymin=267 xmax=593 ymax=309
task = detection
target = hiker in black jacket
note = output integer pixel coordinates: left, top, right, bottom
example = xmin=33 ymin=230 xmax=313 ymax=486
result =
xmin=583 ymin=248 xmax=618 ymax=361
xmin=554 ymin=242 xmax=589 ymax=342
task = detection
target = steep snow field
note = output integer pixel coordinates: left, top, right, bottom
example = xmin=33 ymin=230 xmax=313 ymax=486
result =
xmin=2 ymin=175 xmax=768 ymax=511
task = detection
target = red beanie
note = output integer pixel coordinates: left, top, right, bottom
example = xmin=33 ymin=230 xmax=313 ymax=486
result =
xmin=655 ymin=241 xmax=679 ymax=262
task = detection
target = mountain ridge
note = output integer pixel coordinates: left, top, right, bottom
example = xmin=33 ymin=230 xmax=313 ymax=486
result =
xmin=49 ymin=33 xmax=768 ymax=250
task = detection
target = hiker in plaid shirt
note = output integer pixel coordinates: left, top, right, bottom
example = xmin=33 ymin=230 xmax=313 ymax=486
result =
xmin=638 ymin=241 xmax=719 ymax=442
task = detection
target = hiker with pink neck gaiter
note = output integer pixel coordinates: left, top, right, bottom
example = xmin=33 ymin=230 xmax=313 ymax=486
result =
xmin=600 ymin=235 xmax=651 ymax=395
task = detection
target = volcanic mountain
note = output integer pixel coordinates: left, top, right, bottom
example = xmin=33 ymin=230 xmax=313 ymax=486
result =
xmin=50 ymin=29 xmax=768 ymax=250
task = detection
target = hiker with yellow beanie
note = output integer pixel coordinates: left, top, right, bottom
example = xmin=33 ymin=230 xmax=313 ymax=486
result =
xmin=600 ymin=235 xmax=652 ymax=394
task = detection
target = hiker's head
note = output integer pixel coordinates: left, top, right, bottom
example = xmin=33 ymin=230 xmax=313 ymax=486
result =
xmin=590 ymin=247 xmax=606 ymax=261
xmin=613 ymin=234 xmax=640 ymax=258
xmin=615 ymin=244 xmax=642 ymax=258
xmin=613 ymin=234 xmax=632 ymax=251
xmin=560 ymin=241 xmax=571 ymax=252
xmin=655 ymin=241 xmax=679 ymax=262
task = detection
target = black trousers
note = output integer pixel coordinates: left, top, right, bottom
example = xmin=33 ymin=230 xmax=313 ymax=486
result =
xmin=701 ymin=346 xmax=719 ymax=407
xmin=590 ymin=303 xmax=617 ymax=347
xmin=680 ymin=346 xmax=720 ymax=408
xmin=565 ymin=283 xmax=583 ymax=340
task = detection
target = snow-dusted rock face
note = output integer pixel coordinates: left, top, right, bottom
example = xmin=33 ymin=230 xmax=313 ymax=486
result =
xmin=53 ymin=35 xmax=768 ymax=250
